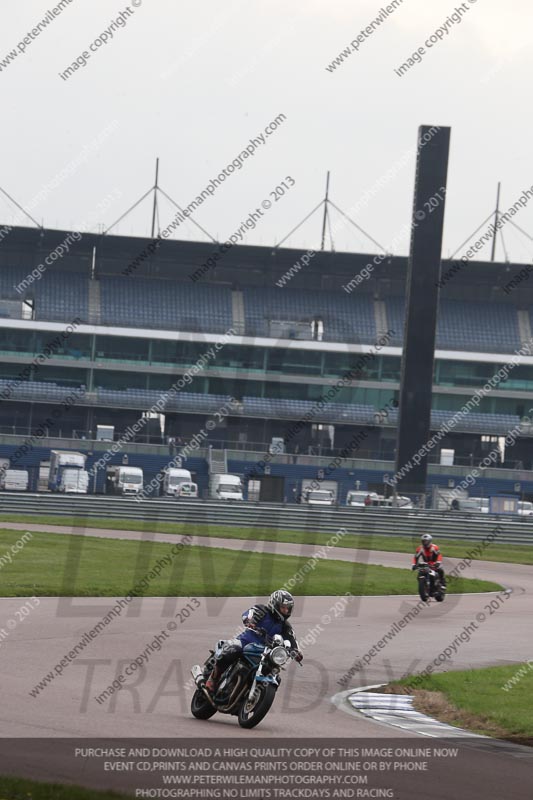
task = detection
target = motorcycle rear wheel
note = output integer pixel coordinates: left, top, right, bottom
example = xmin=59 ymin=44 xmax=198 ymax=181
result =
xmin=238 ymin=684 xmax=276 ymax=729
xmin=434 ymin=586 xmax=445 ymax=602
xmin=191 ymin=688 xmax=217 ymax=720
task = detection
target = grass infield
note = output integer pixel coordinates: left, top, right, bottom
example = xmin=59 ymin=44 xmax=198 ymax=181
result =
xmin=0 ymin=775 xmax=133 ymax=799
xmin=391 ymin=665 xmax=533 ymax=744
xmin=0 ymin=529 xmax=501 ymax=597
xmin=0 ymin=512 xmax=531 ymax=564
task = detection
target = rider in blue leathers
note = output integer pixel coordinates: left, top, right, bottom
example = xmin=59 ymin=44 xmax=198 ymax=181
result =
xmin=205 ymin=590 xmax=302 ymax=693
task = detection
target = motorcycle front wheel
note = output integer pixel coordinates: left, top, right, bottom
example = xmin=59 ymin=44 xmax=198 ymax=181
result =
xmin=238 ymin=684 xmax=277 ymax=729
xmin=191 ymin=688 xmax=217 ymax=720
xmin=418 ymin=577 xmax=429 ymax=602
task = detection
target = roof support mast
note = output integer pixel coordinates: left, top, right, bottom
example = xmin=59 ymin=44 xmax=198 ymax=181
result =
xmin=320 ymin=171 xmax=330 ymax=251
xmin=151 ymin=157 xmax=159 ymax=239
xmin=491 ymin=181 xmax=501 ymax=262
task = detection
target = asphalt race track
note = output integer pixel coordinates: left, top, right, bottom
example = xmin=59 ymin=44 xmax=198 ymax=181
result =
xmin=0 ymin=522 xmax=532 ymax=795
xmin=0 ymin=522 xmax=531 ymax=737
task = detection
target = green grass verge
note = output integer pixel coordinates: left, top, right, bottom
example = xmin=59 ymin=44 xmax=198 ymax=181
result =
xmin=0 ymin=775 xmax=132 ymax=799
xmin=394 ymin=665 xmax=533 ymax=743
xmin=0 ymin=529 xmax=501 ymax=597
xmin=0 ymin=512 xmax=531 ymax=564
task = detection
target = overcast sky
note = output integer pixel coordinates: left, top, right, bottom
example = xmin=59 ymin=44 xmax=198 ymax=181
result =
xmin=1 ymin=0 xmax=532 ymax=262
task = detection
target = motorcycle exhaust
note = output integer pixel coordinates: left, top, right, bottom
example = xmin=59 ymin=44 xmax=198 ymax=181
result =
xmin=191 ymin=665 xmax=205 ymax=686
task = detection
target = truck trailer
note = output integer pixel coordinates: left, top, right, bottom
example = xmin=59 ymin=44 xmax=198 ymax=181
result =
xmin=48 ymin=451 xmax=89 ymax=494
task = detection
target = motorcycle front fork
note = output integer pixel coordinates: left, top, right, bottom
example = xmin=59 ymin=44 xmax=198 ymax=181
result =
xmin=245 ymin=662 xmax=264 ymax=706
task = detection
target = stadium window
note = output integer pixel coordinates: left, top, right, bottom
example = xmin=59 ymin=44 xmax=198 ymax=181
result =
xmin=22 ymin=299 xmax=34 ymax=320
xmin=379 ymin=356 xmax=400 ymax=382
xmin=266 ymin=348 xmax=322 ymax=376
xmin=34 ymin=365 xmax=87 ymax=388
xmin=312 ymin=318 xmax=323 ymax=341
xmin=151 ymin=340 xmax=179 ymax=365
xmin=0 ymin=329 xmax=34 ymax=355
xmin=206 ymin=377 xmax=240 ymax=397
xmin=93 ymin=370 xmax=146 ymax=390
xmin=216 ymin=344 xmax=264 ymax=371
xmin=95 ymin=335 xmax=149 ymax=363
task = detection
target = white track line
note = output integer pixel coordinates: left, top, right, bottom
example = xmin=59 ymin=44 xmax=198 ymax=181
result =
xmin=331 ymin=684 xmax=533 ymax=759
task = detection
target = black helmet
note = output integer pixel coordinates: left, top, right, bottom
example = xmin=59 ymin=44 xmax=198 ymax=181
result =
xmin=268 ymin=589 xmax=294 ymax=620
xmin=421 ymin=534 xmax=432 ymax=546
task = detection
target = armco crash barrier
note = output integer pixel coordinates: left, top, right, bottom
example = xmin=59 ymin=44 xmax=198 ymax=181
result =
xmin=0 ymin=493 xmax=533 ymax=545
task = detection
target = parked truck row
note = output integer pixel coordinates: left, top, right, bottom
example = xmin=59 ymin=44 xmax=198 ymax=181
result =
xmin=13 ymin=452 xmax=239 ymax=500
xmin=2 ymin=452 xmax=533 ymax=513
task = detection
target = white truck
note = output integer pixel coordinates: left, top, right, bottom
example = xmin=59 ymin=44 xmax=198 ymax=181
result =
xmin=301 ymin=488 xmax=334 ymax=506
xmin=162 ymin=467 xmax=198 ymax=499
xmin=518 ymin=501 xmax=533 ymax=516
xmin=346 ymin=490 xmax=379 ymax=507
xmin=301 ymin=479 xmax=338 ymax=504
xmin=48 ymin=451 xmax=89 ymax=494
xmin=450 ymin=496 xmax=488 ymax=514
xmin=209 ymin=474 xmax=243 ymax=501
xmin=0 ymin=469 xmax=29 ymax=491
xmin=112 ymin=466 xmax=144 ymax=496
xmin=345 ymin=491 xmax=413 ymax=509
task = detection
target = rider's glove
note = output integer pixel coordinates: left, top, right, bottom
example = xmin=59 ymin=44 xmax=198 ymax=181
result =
xmin=411 ymin=564 xmax=417 ymax=570
xmin=293 ymin=650 xmax=303 ymax=663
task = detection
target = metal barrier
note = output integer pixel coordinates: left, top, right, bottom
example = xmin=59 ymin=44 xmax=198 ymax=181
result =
xmin=1 ymin=493 xmax=533 ymax=545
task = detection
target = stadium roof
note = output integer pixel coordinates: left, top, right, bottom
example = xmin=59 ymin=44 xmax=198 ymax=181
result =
xmin=1 ymin=223 xmax=532 ymax=301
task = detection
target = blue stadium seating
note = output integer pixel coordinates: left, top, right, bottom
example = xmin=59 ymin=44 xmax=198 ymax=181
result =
xmin=0 ymin=266 xmax=31 ymax=300
xmin=387 ymin=297 xmax=521 ymax=353
xmin=437 ymin=299 xmax=520 ymax=352
xmin=0 ymin=267 xmax=89 ymax=323
xmin=242 ymin=396 xmax=378 ymax=425
xmin=0 ymin=266 xmax=526 ymax=353
xmin=36 ymin=272 xmax=89 ymax=323
xmin=0 ymin=379 xmax=85 ymax=401
xmin=99 ymin=277 xmax=232 ymax=333
xmin=96 ymin=388 xmax=232 ymax=414
xmin=242 ymin=287 xmax=376 ymax=343
xmin=0 ymin=375 xmax=521 ymax=437
xmin=431 ymin=409 xmax=520 ymax=435
xmin=384 ymin=297 xmax=405 ymax=347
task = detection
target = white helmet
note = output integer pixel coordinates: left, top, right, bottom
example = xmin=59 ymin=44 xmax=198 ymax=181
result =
xmin=421 ymin=534 xmax=432 ymax=546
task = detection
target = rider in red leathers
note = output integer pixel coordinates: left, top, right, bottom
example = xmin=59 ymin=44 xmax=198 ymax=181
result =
xmin=412 ymin=534 xmax=446 ymax=588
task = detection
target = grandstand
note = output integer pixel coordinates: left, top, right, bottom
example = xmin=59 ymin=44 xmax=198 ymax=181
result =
xmin=1 ymin=223 xmax=533 ymax=501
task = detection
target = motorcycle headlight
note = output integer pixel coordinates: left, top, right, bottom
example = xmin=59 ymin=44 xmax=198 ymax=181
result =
xmin=270 ymin=646 xmax=289 ymax=666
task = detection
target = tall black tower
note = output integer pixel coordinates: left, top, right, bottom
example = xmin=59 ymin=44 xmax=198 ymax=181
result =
xmin=394 ymin=125 xmax=451 ymax=496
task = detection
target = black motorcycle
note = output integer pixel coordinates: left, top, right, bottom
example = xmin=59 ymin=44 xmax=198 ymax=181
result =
xmin=190 ymin=635 xmax=299 ymax=729
xmin=416 ymin=562 xmax=445 ymax=602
